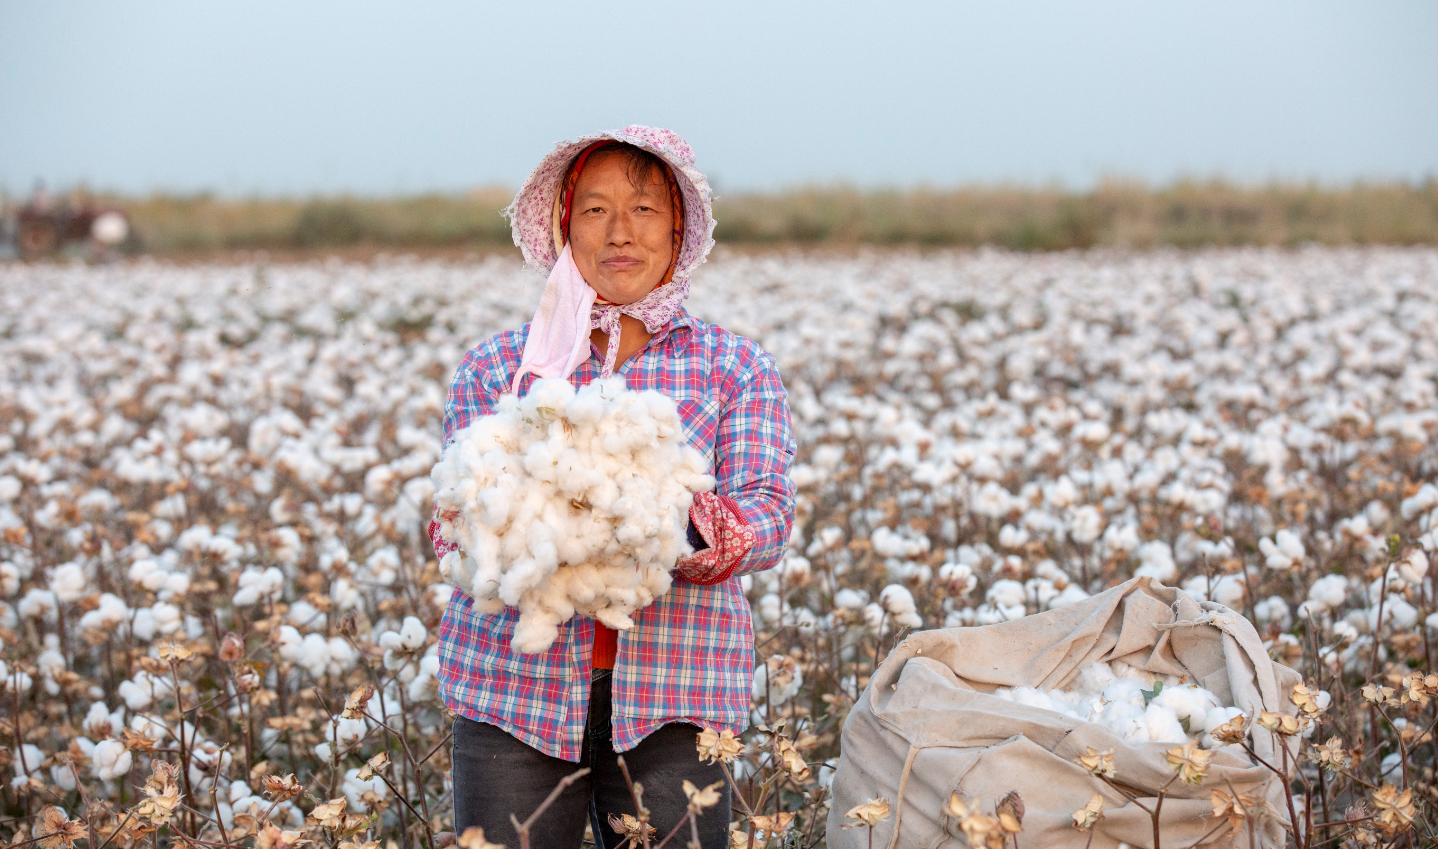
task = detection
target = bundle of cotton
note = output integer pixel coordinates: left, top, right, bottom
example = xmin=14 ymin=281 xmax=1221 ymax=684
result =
xmin=430 ymin=378 xmax=716 ymax=653
xmin=992 ymin=660 xmax=1238 ymax=747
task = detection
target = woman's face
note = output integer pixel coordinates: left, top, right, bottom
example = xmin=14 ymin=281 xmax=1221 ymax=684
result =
xmin=568 ymin=153 xmax=674 ymax=305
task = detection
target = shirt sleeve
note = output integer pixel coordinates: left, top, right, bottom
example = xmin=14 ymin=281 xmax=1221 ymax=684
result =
xmin=711 ymin=348 xmax=796 ymax=577
xmin=442 ymin=338 xmax=516 ymax=446
xmin=432 ymin=337 xmax=516 ymax=558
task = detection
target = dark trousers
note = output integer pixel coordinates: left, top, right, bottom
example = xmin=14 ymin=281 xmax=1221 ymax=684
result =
xmin=451 ymin=670 xmax=732 ymax=848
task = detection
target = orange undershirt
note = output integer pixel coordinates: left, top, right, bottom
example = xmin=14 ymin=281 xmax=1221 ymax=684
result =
xmin=593 ymin=623 xmax=617 ymax=669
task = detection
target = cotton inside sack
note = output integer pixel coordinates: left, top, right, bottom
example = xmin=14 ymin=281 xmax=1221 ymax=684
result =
xmin=827 ymin=577 xmax=1302 ymax=849
xmin=430 ymin=378 xmax=715 ymax=653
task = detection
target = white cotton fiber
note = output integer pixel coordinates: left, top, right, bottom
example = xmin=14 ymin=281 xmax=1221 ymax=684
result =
xmin=992 ymin=661 xmax=1229 ymax=747
xmin=431 ymin=379 xmax=715 ymax=653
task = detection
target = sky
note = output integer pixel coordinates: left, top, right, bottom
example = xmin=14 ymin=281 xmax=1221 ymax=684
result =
xmin=2 ymin=0 xmax=1436 ymax=196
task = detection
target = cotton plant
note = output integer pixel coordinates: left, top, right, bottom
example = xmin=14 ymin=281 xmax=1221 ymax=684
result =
xmin=430 ymin=377 xmax=715 ymax=653
xmin=2 ymin=249 xmax=1438 ymax=845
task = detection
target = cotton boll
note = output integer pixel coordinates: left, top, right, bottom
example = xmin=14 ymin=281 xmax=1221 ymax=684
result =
xmin=1143 ymin=703 xmax=1190 ymax=744
xmin=1024 ymin=578 xmax=1059 ymax=609
xmin=12 ymin=743 xmax=44 ymax=788
xmin=286 ymin=599 xmax=327 ymax=631
xmin=1134 ymin=541 xmax=1177 ymax=583
xmin=408 ymin=652 xmax=442 ymax=702
xmin=1308 ymin=574 xmax=1349 ymax=610
xmin=1050 ymin=584 xmax=1090 ymax=608
xmin=1102 ymin=678 xmax=1148 ymax=706
xmin=1152 ymin=683 xmax=1220 ymax=728
xmin=1397 ymin=549 xmax=1429 ymax=585
xmin=379 ymin=616 xmax=428 ymax=669
xmin=1184 ymin=574 xmax=1248 ymax=608
xmin=1068 ymin=505 xmax=1105 ymax=545
xmin=1254 ymin=595 xmax=1291 ymax=629
xmin=753 ymin=655 xmax=803 ymax=705
xmin=92 ymin=738 xmax=132 ymax=781
xmin=321 ymin=716 xmax=368 ymax=756
xmin=329 ymin=578 xmax=362 ymax=610
xmin=83 ymin=702 xmax=124 ymax=739
xmin=1100 ymin=699 xmax=1151 ymax=743
xmin=1075 ymin=662 xmax=1117 ymax=694
xmin=233 ymin=566 xmax=284 ymax=607
xmin=118 ymin=671 xmax=170 ymax=711
xmin=18 ymin=588 xmax=58 ymax=623
xmin=521 ymin=378 xmax=576 ymax=418
xmin=78 ymin=593 xmax=129 ymax=633
xmin=342 ymin=767 xmax=388 ymax=813
xmin=126 ymin=605 xmax=157 ymax=641
xmin=879 ymin=584 xmax=922 ymax=629
xmin=1370 ymin=597 xmax=1419 ymax=632
xmin=49 ymin=561 xmax=89 ymax=603
xmin=986 ymin=579 xmax=1026 ymax=610
xmin=1259 ymin=528 xmax=1305 ymax=570
xmin=1202 ymin=706 xmax=1246 ymax=748
xmin=511 ymin=606 xmax=564 ymax=655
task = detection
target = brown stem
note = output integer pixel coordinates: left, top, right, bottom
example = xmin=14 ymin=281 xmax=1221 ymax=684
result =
xmin=1152 ymin=788 xmax=1164 ymax=849
xmin=651 ymin=808 xmax=695 ymax=849
xmin=1179 ymin=819 xmax=1229 ymax=849
xmin=416 ymin=730 xmax=453 ymax=767
xmin=93 ymin=809 xmax=137 ymax=849
xmin=166 ymin=659 xmax=201 ymax=838
xmin=617 ymin=756 xmax=651 ymax=849
xmin=208 ymin=748 xmax=230 ymax=848
xmin=378 ymin=770 xmax=429 ymax=832
xmin=718 ymin=761 xmax=755 ymax=818
xmin=1096 ymin=775 xmax=1153 ymax=815
xmin=1372 ymin=702 xmax=1411 ymax=788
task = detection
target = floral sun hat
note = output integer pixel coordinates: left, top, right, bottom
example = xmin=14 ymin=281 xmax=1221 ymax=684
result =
xmin=506 ymin=125 xmax=716 ymax=286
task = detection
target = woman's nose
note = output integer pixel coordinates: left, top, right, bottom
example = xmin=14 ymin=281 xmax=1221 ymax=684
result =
xmin=606 ymin=211 xmax=635 ymax=247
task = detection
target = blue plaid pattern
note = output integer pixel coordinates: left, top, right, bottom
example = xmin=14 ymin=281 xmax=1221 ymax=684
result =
xmin=435 ymin=309 xmax=796 ymax=761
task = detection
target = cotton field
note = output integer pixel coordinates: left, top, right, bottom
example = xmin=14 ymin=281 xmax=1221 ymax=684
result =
xmin=2 ymin=246 xmax=1436 ymax=848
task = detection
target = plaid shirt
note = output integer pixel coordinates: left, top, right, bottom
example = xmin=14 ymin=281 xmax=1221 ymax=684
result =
xmin=434 ymin=308 xmax=796 ymax=761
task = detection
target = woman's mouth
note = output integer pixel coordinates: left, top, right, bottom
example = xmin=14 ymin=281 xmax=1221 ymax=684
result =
xmin=602 ymin=255 xmax=642 ymax=271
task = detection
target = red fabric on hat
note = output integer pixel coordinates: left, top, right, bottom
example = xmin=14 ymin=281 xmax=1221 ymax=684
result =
xmin=558 ymin=140 xmax=618 ymax=244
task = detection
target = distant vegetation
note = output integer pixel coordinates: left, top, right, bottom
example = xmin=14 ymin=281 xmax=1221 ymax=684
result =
xmin=77 ymin=179 xmax=1438 ymax=254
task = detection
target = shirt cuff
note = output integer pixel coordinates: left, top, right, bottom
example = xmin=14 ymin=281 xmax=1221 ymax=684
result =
xmin=674 ymin=492 xmax=756 ymax=586
xmin=428 ymin=506 xmax=459 ymax=559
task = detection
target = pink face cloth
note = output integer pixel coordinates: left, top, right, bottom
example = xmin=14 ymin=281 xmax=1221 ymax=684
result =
xmin=509 ymin=243 xmax=597 ymax=392
xmin=510 ymin=243 xmax=694 ymax=392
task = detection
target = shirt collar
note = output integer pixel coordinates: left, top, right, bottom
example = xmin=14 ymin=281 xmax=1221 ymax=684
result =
xmin=647 ymin=307 xmax=696 ymax=347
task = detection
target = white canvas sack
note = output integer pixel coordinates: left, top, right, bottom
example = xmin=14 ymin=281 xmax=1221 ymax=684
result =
xmin=827 ymin=577 xmax=1302 ymax=848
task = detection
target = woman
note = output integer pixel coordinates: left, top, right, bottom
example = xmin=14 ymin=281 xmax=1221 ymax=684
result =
xmin=430 ymin=126 xmax=796 ymax=848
